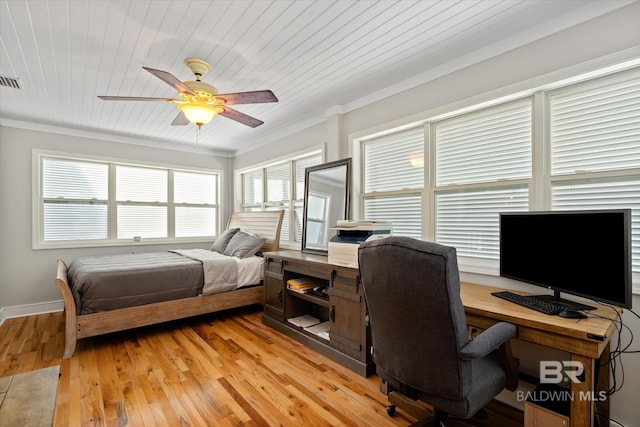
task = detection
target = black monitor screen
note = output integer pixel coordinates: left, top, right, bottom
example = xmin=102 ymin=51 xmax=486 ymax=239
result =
xmin=499 ymin=210 xmax=632 ymax=309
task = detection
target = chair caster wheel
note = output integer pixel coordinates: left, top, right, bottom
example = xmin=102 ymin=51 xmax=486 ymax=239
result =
xmin=386 ymin=404 xmax=396 ymax=416
xmin=474 ymin=408 xmax=488 ymax=420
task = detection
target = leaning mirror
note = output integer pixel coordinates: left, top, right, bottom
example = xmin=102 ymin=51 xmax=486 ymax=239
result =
xmin=302 ymin=158 xmax=351 ymax=255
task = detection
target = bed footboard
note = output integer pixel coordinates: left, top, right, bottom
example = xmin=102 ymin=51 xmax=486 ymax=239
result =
xmin=55 ymin=259 xmax=78 ymax=359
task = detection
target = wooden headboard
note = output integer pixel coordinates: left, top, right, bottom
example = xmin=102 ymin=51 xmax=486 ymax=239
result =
xmin=227 ymin=211 xmax=284 ymax=253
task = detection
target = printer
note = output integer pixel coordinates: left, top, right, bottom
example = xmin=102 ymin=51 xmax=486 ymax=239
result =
xmin=328 ymin=220 xmax=392 ymax=268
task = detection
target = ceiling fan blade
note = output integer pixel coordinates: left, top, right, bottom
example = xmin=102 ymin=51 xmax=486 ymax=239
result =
xmin=98 ymin=95 xmax=178 ymax=102
xmin=214 ymin=90 xmax=278 ymax=105
xmin=171 ymin=111 xmax=190 ymax=126
xmin=219 ymin=106 xmax=264 ymax=128
xmin=142 ymin=66 xmax=195 ymax=96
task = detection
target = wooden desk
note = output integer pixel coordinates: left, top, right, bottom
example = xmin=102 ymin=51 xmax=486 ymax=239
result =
xmin=461 ymin=283 xmax=618 ymax=427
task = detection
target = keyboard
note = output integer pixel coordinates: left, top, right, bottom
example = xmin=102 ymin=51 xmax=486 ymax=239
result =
xmin=491 ymin=291 xmax=565 ymax=315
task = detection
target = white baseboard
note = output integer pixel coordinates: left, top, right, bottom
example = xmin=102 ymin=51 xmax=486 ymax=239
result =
xmin=0 ymin=300 xmax=63 ymax=326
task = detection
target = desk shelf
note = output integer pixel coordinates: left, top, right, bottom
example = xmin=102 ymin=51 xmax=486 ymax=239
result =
xmin=287 ymin=289 xmax=331 ymax=308
xmin=262 ymin=250 xmax=374 ymax=377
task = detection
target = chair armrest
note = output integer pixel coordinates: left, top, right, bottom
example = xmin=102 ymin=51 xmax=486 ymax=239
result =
xmin=459 ymin=322 xmax=516 ymax=360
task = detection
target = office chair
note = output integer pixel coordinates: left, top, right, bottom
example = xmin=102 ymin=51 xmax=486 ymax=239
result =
xmin=359 ymin=237 xmax=518 ymax=427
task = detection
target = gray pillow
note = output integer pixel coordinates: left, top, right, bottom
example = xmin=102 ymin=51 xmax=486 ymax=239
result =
xmin=223 ymin=230 xmax=266 ymax=258
xmin=210 ymin=228 xmax=240 ymax=253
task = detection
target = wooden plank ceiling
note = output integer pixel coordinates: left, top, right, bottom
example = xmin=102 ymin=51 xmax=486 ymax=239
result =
xmin=0 ymin=0 xmax=633 ymax=155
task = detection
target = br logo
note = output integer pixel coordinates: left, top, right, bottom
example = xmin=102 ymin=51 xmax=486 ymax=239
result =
xmin=540 ymin=361 xmax=584 ymax=384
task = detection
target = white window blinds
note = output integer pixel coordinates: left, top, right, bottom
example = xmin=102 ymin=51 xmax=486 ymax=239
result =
xmin=265 ymin=163 xmax=290 ymax=240
xmin=267 ymin=163 xmax=290 ymax=202
xmin=116 ymin=165 xmax=168 ymax=239
xmin=243 ymin=169 xmax=263 ymax=205
xmin=294 ymin=153 xmax=322 ymax=241
xmin=435 ymin=187 xmax=529 ymax=259
xmin=239 ymin=150 xmax=322 ymax=244
xmin=550 ymin=68 xmax=640 ymax=176
xmin=549 ymin=69 xmax=640 ymax=280
xmin=356 ymin=66 xmax=639 ymax=285
xmin=295 ymin=154 xmax=323 ymax=199
xmin=174 ymin=171 xmax=217 ymax=237
xmin=362 ymin=127 xmax=424 ymax=238
xmin=42 ymin=157 xmax=108 ymax=241
xmin=116 ymin=165 xmax=167 ymax=202
xmin=435 ymin=99 xmax=532 ymax=186
xmin=364 ymin=193 xmax=422 ymax=237
xmin=551 ymin=179 xmax=640 ymax=277
xmin=433 ymin=99 xmax=532 ymax=261
xmin=364 ymin=128 xmax=424 ymax=192
xmin=37 ymin=153 xmax=221 ymax=247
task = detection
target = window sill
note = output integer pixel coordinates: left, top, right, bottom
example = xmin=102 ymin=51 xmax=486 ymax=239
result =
xmin=33 ymin=236 xmax=215 ymax=250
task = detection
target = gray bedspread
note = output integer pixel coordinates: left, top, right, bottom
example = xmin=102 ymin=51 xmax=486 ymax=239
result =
xmin=68 ymin=252 xmax=203 ymax=315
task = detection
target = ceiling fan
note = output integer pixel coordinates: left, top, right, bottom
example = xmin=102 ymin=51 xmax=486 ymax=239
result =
xmin=98 ymin=58 xmax=277 ymax=129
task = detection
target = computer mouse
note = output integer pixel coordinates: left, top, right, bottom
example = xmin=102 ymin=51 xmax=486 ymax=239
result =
xmin=558 ymin=309 xmax=587 ymax=319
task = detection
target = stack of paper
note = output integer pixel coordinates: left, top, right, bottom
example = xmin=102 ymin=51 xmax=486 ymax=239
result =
xmin=287 ymin=315 xmax=321 ymax=328
xmin=304 ymin=321 xmax=330 ymax=341
xmin=287 ymin=277 xmax=317 ymax=293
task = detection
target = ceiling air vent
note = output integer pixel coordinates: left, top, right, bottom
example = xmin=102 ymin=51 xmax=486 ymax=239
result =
xmin=0 ymin=75 xmax=22 ymax=89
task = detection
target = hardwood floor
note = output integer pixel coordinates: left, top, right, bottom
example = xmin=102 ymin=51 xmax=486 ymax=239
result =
xmin=1 ymin=306 xmax=524 ymax=426
xmin=1 ymin=306 xmax=413 ymax=426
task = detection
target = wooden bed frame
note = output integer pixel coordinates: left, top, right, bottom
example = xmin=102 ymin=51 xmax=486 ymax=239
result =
xmin=55 ymin=211 xmax=284 ymax=359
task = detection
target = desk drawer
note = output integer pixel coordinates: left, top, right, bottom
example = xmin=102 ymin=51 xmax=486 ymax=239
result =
xmin=265 ymin=257 xmax=284 ymax=274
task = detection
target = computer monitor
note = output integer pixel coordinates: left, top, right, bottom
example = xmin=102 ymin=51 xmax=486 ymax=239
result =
xmin=499 ymin=209 xmax=632 ymax=309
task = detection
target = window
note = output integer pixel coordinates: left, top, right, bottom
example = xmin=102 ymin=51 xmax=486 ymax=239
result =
xmin=174 ymin=171 xmax=217 ymax=238
xmin=35 ymin=152 xmax=221 ymax=248
xmin=433 ymin=99 xmax=533 ymax=264
xmin=242 ymin=169 xmax=264 ymax=208
xmin=42 ymin=157 xmax=109 ymax=241
xmin=548 ymin=69 xmax=640 ymax=284
xmin=361 ymin=127 xmax=424 ymax=238
xmin=294 ymin=155 xmax=322 ymax=242
xmin=239 ymin=150 xmax=323 ymax=244
xmin=116 ymin=165 xmax=168 ymax=239
xmin=357 ymin=65 xmax=640 ymax=286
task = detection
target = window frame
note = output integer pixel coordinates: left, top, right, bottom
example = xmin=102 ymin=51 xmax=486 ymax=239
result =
xmin=235 ymin=146 xmax=324 ymax=249
xmin=32 ymin=150 xmax=223 ymax=249
xmin=429 ymin=97 xmax=535 ymax=274
xmin=359 ymin=126 xmax=426 ymax=239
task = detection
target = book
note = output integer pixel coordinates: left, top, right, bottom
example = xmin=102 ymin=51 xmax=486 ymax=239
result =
xmin=288 ymin=286 xmax=312 ymax=294
xmin=287 ymin=277 xmax=317 ymax=293
xmin=287 ymin=277 xmax=317 ymax=288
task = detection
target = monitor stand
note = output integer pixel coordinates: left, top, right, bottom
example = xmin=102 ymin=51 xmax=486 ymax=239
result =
xmin=533 ymin=290 xmax=597 ymax=311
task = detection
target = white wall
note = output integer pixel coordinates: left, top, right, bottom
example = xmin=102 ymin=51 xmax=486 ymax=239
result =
xmin=0 ymin=126 xmax=231 ymax=316
xmin=232 ymin=122 xmax=326 ymax=170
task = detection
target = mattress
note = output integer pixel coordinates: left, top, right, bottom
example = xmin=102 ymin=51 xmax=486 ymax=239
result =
xmin=67 ymin=251 xmax=264 ymax=315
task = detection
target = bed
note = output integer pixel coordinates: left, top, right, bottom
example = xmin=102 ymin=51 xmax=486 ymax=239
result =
xmin=55 ymin=210 xmax=283 ymax=359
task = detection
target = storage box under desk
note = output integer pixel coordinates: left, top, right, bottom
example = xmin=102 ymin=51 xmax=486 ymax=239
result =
xmin=524 ymin=383 xmax=571 ymax=426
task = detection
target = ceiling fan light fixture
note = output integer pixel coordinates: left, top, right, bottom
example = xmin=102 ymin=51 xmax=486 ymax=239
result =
xmin=178 ymin=102 xmax=221 ymax=125
xmin=99 ymin=58 xmax=277 ymax=130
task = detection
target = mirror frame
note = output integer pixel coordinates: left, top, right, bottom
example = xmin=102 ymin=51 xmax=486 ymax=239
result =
xmin=301 ymin=158 xmax=351 ymax=255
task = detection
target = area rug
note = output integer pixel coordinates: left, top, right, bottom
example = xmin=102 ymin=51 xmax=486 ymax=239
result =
xmin=0 ymin=366 xmax=59 ymax=427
